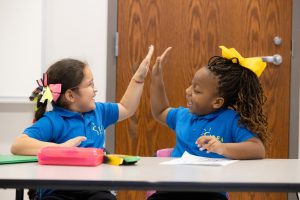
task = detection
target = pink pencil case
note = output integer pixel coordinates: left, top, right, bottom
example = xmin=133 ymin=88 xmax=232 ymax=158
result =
xmin=38 ymin=146 xmax=104 ymax=166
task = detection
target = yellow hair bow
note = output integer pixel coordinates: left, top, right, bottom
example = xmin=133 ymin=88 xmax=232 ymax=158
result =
xmin=40 ymin=86 xmax=54 ymax=103
xmin=219 ymin=46 xmax=267 ymax=77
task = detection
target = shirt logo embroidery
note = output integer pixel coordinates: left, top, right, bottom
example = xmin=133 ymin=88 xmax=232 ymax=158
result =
xmin=91 ymin=122 xmax=104 ymax=135
xmin=201 ymin=128 xmax=224 ymax=143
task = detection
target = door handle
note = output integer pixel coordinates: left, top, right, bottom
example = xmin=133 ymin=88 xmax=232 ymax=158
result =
xmin=261 ymin=54 xmax=282 ymax=65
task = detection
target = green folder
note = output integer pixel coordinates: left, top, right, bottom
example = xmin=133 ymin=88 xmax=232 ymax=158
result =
xmin=0 ymin=155 xmax=38 ymax=164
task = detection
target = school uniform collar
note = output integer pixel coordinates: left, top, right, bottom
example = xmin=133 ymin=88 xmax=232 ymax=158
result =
xmin=191 ymin=108 xmax=226 ymax=121
xmin=53 ymin=106 xmax=95 ymax=124
xmin=53 ymin=106 xmax=84 ymax=118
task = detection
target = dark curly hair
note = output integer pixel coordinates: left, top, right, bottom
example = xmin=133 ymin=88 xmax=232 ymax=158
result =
xmin=207 ymin=56 xmax=269 ymax=144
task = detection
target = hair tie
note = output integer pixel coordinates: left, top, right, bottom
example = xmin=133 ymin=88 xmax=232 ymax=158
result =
xmin=219 ymin=46 xmax=267 ymax=77
xmin=29 ymin=73 xmax=62 ymax=103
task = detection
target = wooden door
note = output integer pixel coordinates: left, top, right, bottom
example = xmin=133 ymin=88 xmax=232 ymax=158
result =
xmin=116 ymin=1 xmax=292 ymax=200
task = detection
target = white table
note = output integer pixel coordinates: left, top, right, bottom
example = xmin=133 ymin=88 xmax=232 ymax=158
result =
xmin=1 ymin=157 xmax=300 ymax=199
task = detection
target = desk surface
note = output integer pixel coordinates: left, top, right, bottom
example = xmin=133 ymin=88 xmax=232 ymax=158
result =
xmin=0 ymin=157 xmax=300 ymax=192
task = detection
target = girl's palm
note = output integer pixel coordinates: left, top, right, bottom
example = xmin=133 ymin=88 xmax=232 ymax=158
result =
xmin=136 ymin=45 xmax=154 ymax=80
xmin=152 ymin=47 xmax=172 ymax=74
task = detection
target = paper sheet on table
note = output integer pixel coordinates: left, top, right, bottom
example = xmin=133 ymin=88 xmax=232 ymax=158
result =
xmin=160 ymin=151 xmax=238 ymax=166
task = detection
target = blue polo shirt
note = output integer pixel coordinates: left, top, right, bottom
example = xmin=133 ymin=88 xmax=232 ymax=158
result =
xmin=24 ymin=102 xmax=118 ymax=198
xmin=166 ymin=107 xmax=255 ymax=158
xmin=24 ymin=102 xmax=119 ymax=148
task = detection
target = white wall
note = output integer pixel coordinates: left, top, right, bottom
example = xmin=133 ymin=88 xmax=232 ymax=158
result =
xmin=0 ymin=0 xmax=108 ymax=199
xmin=0 ymin=0 xmax=42 ymax=100
xmin=44 ymin=0 xmax=108 ymax=102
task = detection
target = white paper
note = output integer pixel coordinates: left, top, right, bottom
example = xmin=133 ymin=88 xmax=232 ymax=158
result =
xmin=160 ymin=151 xmax=238 ymax=166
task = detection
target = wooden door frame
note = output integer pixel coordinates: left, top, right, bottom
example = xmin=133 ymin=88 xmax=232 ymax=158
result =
xmin=290 ymin=0 xmax=300 ymax=160
xmin=105 ymin=0 xmax=300 ymax=158
xmin=289 ymin=2 xmax=300 ymax=199
xmin=105 ymin=0 xmax=118 ymax=153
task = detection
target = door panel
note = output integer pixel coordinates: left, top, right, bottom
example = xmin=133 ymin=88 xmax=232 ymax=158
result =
xmin=116 ymin=1 xmax=291 ymax=200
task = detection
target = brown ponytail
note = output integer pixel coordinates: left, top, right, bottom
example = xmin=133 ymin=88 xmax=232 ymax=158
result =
xmin=33 ymin=58 xmax=86 ymax=121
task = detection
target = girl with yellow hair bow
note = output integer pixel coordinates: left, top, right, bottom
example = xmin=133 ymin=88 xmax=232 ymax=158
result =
xmin=149 ymin=46 xmax=269 ymax=200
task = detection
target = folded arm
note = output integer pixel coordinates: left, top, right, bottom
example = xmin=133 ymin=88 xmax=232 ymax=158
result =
xmin=11 ymin=134 xmax=87 ymax=156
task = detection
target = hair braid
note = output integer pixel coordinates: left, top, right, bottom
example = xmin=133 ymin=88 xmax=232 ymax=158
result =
xmin=207 ymin=56 xmax=269 ymax=144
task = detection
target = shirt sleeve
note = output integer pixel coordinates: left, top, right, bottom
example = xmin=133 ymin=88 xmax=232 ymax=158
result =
xmin=23 ymin=116 xmax=54 ymax=142
xmin=231 ymin=115 xmax=256 ymax=142
xmin=96 ymin=102 xmax=119 ymax=128
xmin=166 ymin=107 xmax=181 ymax=130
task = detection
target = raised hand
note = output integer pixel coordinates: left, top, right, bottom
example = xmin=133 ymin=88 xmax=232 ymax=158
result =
xmin=133 ymin=45 xmax=154 ymax=82
xmin=150 ymin=47 xmax=173 ymax=124
xmin=152 ymin=47 xmax=172 ymax=75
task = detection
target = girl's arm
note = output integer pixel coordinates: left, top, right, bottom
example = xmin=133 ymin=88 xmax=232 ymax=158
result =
xmin=11 ymin=134 xmax=87 ymax=156
xmin=150 ymin=47 xmax=172 ymax=125
xmin=196 ymin=136 xmax=265 ymax=159
xmin=117 ymin=46 xmax=154 ymax=122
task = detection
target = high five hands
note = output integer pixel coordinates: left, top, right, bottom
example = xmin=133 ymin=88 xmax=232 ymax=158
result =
xmin=133 ymin=46 xmax=172 ymax=82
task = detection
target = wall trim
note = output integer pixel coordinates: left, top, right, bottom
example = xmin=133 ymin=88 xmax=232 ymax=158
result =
xmin=105 ymin=0 xmax=117 ymax=153
xmin=290 ymin=0 xmax=300 ymax=159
